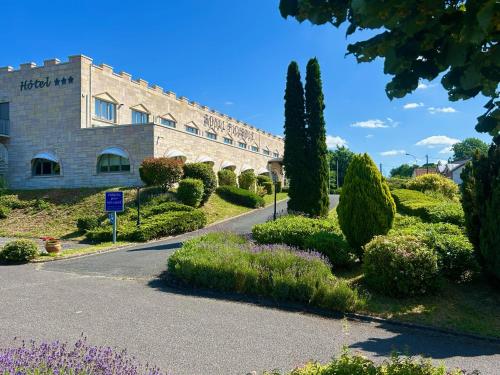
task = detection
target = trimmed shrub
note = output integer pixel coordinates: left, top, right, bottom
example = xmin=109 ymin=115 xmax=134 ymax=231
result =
xmin=386 ymin=177 xmax=410 ymax=190
xmin=257 ymin=175 xmax=272 ymax=185
xmin=406 ymin=173 xmax=459 ymax=200
xmin=393 ymin=221 xmax=480 ymax=282
xmin=256 ymin=185 xmax=267 ymax=197
xmin=281 ymin=351 xmax=470 ymax=375
xmin=217 ymin=169 xmax=237 ymax=187
xmin=216 ymin=186 xmax=265 ymax=208
xmin=183 ymin=163 xmax=217 ymax=205
xmin=0 ymin=239 xmax=38 ymax=263
xmin=141 ymin=201 xmax=193 ymax=217
xmin=303 ymin=232 xmax=357 ymax=268
xmin=0 ymin=205 xmax=11 ymax=219
xmin=337 ymin=153 xmax=396 ymax=254
xmin=253 ymin=215 xmax=338 ymax=248
xmin=392 ymin=189 xmax=464 ymax=226
xmin=262 ymin=182 xmax=274 ymax=195
xmin=363 ymin=235 xmax=439 ymax=297
xmin=139 ymin=157 xmax=183 ymax=191
xmin=238 ymin=170 xmax=256 ymax=191
xmin=257 ymin=175 xmax=274 ymax=195
xmin=177 ymin=178 xmax=204 ymax=207
xmin=76 ymin=215 xmax=99 ymax=232
xmin=168 ymin=233 xmax=364 ymax=312
xmin=86 ymin=210 xmax=207 ymax=243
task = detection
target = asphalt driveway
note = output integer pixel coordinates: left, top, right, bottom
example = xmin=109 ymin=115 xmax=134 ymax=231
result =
xmin=1 ymin=195 xmax=499 ymax=375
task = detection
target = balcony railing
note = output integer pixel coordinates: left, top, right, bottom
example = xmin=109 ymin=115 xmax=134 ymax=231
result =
xmin=0 ymin=119 xmax=9 ymax=137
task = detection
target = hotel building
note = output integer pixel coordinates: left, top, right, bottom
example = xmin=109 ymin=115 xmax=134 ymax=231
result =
xmin=0 ymin=55 xmax=284 ymax=189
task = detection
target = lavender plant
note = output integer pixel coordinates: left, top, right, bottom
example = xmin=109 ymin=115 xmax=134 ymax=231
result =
xmin=0 ymin=336 xmax=167 ymax=375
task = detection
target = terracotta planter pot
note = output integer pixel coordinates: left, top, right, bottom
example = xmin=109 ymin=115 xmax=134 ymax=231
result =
xmin=45 ymin=240 xmax=62 ymax=254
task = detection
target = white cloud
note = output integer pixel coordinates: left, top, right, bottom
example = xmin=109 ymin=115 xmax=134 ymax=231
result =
xmin=415 ymin=135 xmax=460 ymax=147
xmin=224 ymin=101 xmax=234 ymax=106
xmin=380 ymin=149 xmax=406 ymax=156
xmin=439 ymin=146 xmax=453 ymax=154
xmin=350 ymin=119 xmax=389 ymax=128
xmin=365 ymin=134 xmax=374 ymax=138
xmin=326 ymin=135 xmax=348 ymax=149
xmin=417 ymin=82 xmax=435 ymax=90
xmin=428 ymin=106 xmax=457 ymax=114
xmin=403 ymin=102 xmax=424 ymax=109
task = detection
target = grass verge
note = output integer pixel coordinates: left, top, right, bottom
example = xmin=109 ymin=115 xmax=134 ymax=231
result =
xmin=32 ymin=242 xmax=130 ymax=262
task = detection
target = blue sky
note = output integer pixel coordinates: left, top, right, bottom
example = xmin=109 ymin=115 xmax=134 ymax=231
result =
xmin=3 ymin=0 xmax=492 ymax=174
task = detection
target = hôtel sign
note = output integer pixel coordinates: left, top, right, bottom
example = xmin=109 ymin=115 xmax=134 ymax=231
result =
xmin=203 ymin=114 xmax=255 ymax=142
xmin=20 ymin=76 xmax=74 ymax=91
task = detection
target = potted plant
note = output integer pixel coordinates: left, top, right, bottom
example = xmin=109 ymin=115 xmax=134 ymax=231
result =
xmin=41 ymin=236 xmax=62 ymax=254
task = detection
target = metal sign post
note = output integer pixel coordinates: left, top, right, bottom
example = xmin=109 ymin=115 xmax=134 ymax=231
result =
xmin=271 ymin=172 xmax=278 ymax=221
xmin=105 ymin=191 xmax=124 ymax=244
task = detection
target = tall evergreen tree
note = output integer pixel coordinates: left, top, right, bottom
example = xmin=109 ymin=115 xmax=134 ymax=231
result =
xmin=304 ymin=58 xmax=330 ymax=217
xmin=283 ymin=61 xmax=307 ymax=212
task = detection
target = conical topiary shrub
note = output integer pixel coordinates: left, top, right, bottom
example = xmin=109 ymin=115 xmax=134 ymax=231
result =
xmin=337 ymin=153 xmax=396 ymax=254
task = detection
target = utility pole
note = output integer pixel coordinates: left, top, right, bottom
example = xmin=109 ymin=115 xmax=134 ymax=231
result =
xmin=426 ymin=154 xmax=429 ymax=174
xmin=379 ymin=163 xmax=383 ymax=175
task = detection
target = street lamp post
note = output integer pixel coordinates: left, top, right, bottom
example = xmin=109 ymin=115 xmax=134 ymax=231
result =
xmin=272 ymin=172 xmax=278 ymax=220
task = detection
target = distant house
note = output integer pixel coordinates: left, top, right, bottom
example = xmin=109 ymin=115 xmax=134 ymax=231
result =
xmin=441 ymin=159 xmax=470 ymax=185
xmin=412 ymin=167 xmax=438 ymax=178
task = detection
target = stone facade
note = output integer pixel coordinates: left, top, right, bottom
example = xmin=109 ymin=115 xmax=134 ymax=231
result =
xmin=0 ymin=55 xmax=284 ymax=189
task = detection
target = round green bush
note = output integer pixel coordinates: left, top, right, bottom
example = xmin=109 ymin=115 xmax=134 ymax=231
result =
xmin=216 ymin=186 xmax=265 ymax=208
xmin=183 ymin=163 xmax=217 ymax=205
xmin=406 ymin=173 xmax=459 ymax=200
xmin=0 ymin=239 xmax=39 ymax=263
xmin=76 ymin=215 xmax=99 ymax=232
xmin=139 ymin=157 xmax=184 ymax=191
xmin=256 ymin=175 xmax=272 ymax=185
xmin=337 ymin=153 xmax=396 ymax=254
xmin=177 ymin=178 xmax=204 ymax=207
xmin=303 ymin=232 xmax=357 ymax=268
xmin=238 ymin=170 xmax=256 ymax=191
xmin=363 ymin=235 xmax=439 ymax=297
xmin=217 ymin=169 xmax=237 ymax=187
xmin=0 ymin=205 xmax=11 ymax=219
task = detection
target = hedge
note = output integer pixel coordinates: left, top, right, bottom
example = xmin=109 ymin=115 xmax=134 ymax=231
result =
xmin=363 ymin=235 xmax=440 ymax=297
xmin=0 ymin=239 xmax=39 ymax=263
xmin=176 ymin=178 xmax=204 ymax=207
xmin=183 ymin=163 xmax=217 ymax=205
xmin=168 ymin=233 xmax=364 ymax=312
xmin=392 ymin=189 xmax=464 ymax=226
xmin=216 ymin=186 xmax=264 ymax=208
xmin=86 ymin=210 xmax=206 ymax=242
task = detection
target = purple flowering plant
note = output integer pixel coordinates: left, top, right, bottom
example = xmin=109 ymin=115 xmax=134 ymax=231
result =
xmin=0 ymin=335 xmax=168 ymax=375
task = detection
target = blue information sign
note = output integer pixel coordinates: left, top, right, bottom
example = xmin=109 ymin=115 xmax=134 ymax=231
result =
xmin=105 ymin=191 xmax=124 ymax=212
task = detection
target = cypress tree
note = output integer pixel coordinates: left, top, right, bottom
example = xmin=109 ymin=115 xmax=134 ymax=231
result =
xmin=304 ymin=58 xmax=329 ymax=217
xmin=283 ymin=61 xmax=307 ymax=212
xmin=337 ymin=153 xmax=396 ymax=254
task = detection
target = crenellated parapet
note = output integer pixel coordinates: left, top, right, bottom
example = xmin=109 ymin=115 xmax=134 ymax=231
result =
xmin=0 ymin=55 xmax=283 ymax=141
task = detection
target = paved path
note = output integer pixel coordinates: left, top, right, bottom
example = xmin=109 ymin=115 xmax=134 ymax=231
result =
xmin=1 ymin=196 xmax=499 ymax=375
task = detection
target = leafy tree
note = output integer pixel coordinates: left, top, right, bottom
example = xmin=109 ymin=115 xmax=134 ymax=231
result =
xmin=451 ymin=137 xmax=489 ymax=161
xmin=139 ymin=157 xmax=183 ymax=191
xmin=337 ymin=153 xmax=396 ymax=254
xmin=283 ymin=61 xmax=308 ymax=212
xmin=279 ymin=0 xmax=500 ymax=139
xmin=461 ymin=144 xmax=500 ymax=284
xmin=328 ymin=146 xmax=355 ymax=187
xmin=304 ymin=58 xmax=330 ymax=217
xmin=390 ymin=163 xmax=416 ymax=178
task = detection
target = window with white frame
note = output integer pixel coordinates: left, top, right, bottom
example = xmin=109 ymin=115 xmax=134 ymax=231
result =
xmin=95 ymin=99 xmax=116 ymax=122
xmin=251 ymin=145 xmax=259 ymax=152
xmin=205 ymin=131 xmax=217 ymax=140
xmin=185 ymin=125 xmax=199 ymax=135
xmin=263 ymin=149 xmax=270 ymax=156
xmin=223 ymin=137 xmax=233 ymax=145
xmin=132 ymin=110 xmax=149 ymax=124
xmin=273 ymin=152 xmax=279 ymax=158
xmin=238 ymin=142 xmax=247 ymax=149
xmin=97 ymin=154 xmax=130 ymax=173
xmin=32 ymin=159 xmax=60 ymax=176
xmin=160 ymin=118 xmax=176 ymax=128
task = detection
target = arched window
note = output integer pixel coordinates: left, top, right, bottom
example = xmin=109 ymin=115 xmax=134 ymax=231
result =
xmin=97 ymin=147 xmax=130 ymax=173
xmin=32 ymin=152 xmax=61 ymax=176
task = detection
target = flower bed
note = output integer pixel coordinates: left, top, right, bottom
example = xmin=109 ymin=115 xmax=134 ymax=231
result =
xmin=167 ymin=233 xmax=364 ymax=312
xmin=0 ymin=337 xmax=165 ymax=374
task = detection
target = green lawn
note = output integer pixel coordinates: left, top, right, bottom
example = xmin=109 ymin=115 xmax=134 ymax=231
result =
xmin=334 ymin=266 xmax=500 ymax=338
xmin=32 ymin=241 xmax=130 ymax=262
xmin=0 ymin=188 xmax=288 ymax=240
